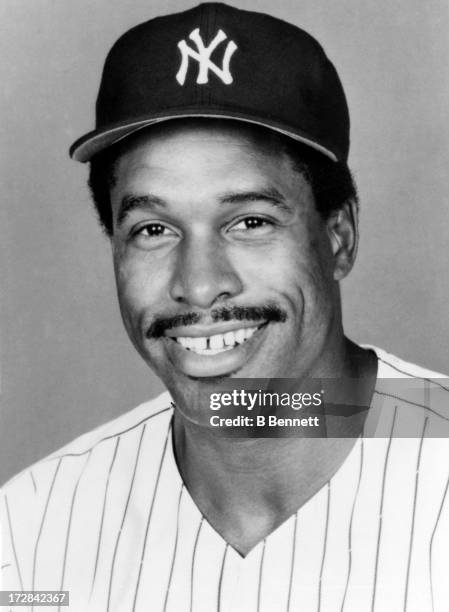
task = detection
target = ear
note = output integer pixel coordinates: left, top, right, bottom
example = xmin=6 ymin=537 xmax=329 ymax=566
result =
xmin=326 ymin=200 xmax=359 ymax=281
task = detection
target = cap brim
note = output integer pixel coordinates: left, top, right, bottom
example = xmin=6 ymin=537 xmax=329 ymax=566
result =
xmin=69 ymin=110 xmax=338 ymax=162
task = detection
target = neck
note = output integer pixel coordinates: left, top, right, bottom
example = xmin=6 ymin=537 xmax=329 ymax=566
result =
xmin=172 ymin=338 xmax=377 ymax=555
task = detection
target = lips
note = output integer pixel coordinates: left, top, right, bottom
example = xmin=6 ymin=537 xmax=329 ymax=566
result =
xmin=162 ymin=322 xmax=268 ymax=377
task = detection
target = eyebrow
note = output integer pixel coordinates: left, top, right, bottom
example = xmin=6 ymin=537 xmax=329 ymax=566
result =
xmin=219 ymin=188 xmax=290 ymax=211
xmin=116 ymin=187 xmax=290 ymax=227
xmin=116 ymin=194 xmax=165 ymax=227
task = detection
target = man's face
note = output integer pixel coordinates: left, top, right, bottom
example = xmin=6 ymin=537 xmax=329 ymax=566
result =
xmin=110 ymin=121 xmax=343 ymax=423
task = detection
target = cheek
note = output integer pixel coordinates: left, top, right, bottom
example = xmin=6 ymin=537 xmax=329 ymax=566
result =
xmin=232 ymin=230 xmax=331 ymax=306
xmin=113 ymin=252 xmax=165 ymax=334
xmin=114 ymin=257 xmax=139 ymax=311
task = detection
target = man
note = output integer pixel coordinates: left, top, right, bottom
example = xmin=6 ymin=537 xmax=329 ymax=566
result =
xmin=1 ymin=3 xmax=448 ymax=611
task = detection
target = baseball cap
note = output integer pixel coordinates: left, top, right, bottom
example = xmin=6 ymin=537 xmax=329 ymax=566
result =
xmin=69 ymin=2 xmax=350 ymax=163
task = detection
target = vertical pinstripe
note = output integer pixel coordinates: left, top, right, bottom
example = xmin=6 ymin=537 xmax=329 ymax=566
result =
xmin=57 ymin=450 xmax=93 ymax=612
xmin=378 ymin=357 xmax=449 ymax=393
xmin=106 ymin=425 xmax=147 ymax=612
xmin=3 ymin=495 xmax=24 ymax=591
xmin=162 ymin=484 xmax=184 ymax=612
xmin=189 ymin=517 xmax=204 ymax=612
xmin=29 ymin=471 xmax=37 ymax=494
xmin=31 ymin=457 xmax=63 ymax=592
xmin=340 ymin=438 xmax=364 ymax=612
xmin=372 ymin=389 xmax=449 ymax=423
xmin=217 ymin=544 xmax=229 ymax=612
xmin=256 ymin=538 xmax=267 ymax=612
xmin=403 ymin=417 xmax=428 ymax=611
xmin=89 ymin=436 xmax=121 ymax=597
xmin=2 ymin=361 xmax=448 ymax=612
xmin=429 ymin=470 xmax=449 ymax=611
xmin=286 ymin=513 xmax=298 ymax=612
xmin=371 ymin=405 xmax=398 ymax=612
xmin=317 ymin=481 xmax=331 ymax=612
xmin=132 ymin=424 xmax=171 ymax=612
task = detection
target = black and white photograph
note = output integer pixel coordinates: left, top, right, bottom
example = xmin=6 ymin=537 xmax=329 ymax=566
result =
xmin=1 ymin=1 xmax=448 ymax=610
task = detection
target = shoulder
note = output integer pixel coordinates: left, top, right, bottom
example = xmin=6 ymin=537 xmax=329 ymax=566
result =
xmin=0 ymin=391 xmax=173 ymax=589
xmin=369 ymin=345 xmax=448 ymax=380
xmin=366 ymin=345 xmax=449 ymax=437
xmin=1 ymin=391 xmax=173 ymax=495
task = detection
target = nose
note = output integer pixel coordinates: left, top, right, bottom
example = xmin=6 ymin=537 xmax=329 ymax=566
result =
xmin=169 ymin=235 xmax=243 ymax=309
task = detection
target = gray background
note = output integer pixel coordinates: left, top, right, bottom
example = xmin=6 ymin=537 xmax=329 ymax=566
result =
xmin=1 ymin=0 xmax=448 ymax=485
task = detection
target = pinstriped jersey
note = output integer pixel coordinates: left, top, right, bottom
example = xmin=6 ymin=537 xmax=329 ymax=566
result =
xmin=1 ymin=346 xmax=449 ymax=611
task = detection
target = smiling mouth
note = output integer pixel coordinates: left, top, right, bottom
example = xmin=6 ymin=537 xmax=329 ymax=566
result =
xmin=170 ymin=324 xmax=265 ymax=355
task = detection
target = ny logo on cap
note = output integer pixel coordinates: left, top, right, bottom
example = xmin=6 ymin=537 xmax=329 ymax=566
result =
xmin=176 ymin=28 xmax=237 ymax=85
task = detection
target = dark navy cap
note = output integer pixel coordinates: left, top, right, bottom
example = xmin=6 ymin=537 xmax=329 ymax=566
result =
xmin=70 ymin=3 xmax=350 ymax=162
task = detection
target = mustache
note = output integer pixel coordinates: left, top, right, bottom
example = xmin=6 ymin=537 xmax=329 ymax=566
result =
xmin=146 ymin=304 xmax=287 ymax=338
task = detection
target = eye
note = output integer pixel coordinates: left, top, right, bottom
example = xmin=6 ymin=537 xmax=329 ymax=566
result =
xmin=134 ymin=223 xmax=175 ymax=238
xmin=128 ymin=222 xmax=179 ymax=250
xmin=229 ymin=216 xmax=273 ymax=233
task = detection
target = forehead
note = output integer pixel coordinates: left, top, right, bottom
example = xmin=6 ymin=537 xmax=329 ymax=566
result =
xmin=110 ymin=120 xmax=314 ymax=212
xmin=112 ymin=119 xmax=293 ymax=179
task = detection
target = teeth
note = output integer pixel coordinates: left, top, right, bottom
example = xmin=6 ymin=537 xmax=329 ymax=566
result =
xmin=209 ymin=334 xmax=225 ymax=349
xmin=235 ymin=329 xmax=245 ymax=344
xmin=191 ymin=337 xmax=207 ymax=351
xmin=195 ymin=347 xmax=231 ymax=355
xmin=177 ymin=337 xmax=191 ymax=349
xmin=174 ymin=326 xmax=259 ymax=354
xmin=244 ymin=327 xmax=256 ymax=340
xmin=224 ymin=331 xmax=235 ymax=346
